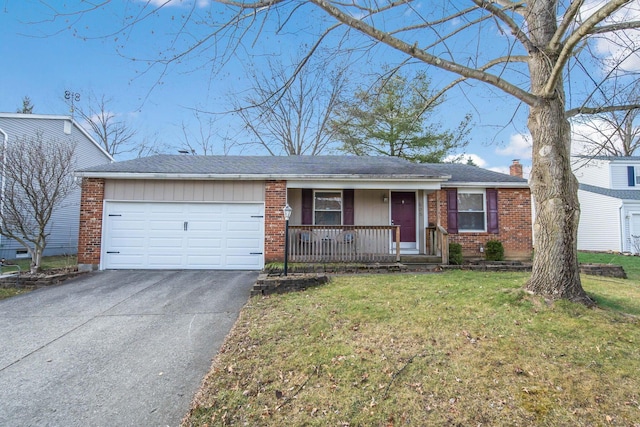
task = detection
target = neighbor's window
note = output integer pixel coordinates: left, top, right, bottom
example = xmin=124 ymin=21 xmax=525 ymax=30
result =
xmin=458 ymin=191 xmax=485 ymax=231
xmin=314 ymin=191 xmax=342 ymax=225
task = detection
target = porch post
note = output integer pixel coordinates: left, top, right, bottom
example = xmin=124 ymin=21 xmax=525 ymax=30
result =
xmin=395 ymin=226 xmax=401 ymax=262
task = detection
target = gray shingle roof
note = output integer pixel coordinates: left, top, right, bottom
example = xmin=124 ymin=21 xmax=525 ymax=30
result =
xmin=421 ymin=163 xmax=527 ymax=184
xmin=78 ymin=155 xmax=527 ymax=184
xmin=579 ymin=183 xmax=640 ymax=200
xmin=573 ymin=155 xmax=640 ymax=161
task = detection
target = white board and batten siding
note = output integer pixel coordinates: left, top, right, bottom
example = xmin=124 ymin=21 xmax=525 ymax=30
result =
xmin=576 ymin=189 xmax=622 ymax=252
xmin=102 ymin=180 xmax=266 ymax=270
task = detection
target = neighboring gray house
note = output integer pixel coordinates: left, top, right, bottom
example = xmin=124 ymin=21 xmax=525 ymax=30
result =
xmin=0 ymin=113 xmax=113 ymax=260
xmin=572 ymin=155 xmax=640 ymax=253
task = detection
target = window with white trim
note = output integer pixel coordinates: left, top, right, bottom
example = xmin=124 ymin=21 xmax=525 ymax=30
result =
xmin=458 ymin=190 xmax=486 ymax=231
xmin=314 ymin=191 xmax=342 ymax=225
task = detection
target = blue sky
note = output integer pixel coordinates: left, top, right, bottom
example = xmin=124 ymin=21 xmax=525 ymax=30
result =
xmin=0 ymin=0 xmax=565 ymax=174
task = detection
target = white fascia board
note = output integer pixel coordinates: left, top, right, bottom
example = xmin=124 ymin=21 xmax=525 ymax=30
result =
xmin=0 ymin=113 xmax=73 ymax=120
xmin=441 ymin=182 xmax=530 ymax=189
xmin=286 ymin=179 xmax=444 ymax=190
xmin=71 ymin=120 xmax=115 ymax=162
xmin=74 ymin=172 xmax=449 ymax=184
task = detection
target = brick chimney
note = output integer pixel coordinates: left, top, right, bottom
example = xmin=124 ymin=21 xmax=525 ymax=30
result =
xmin=510 ymin=159 xmax=523 ymax=178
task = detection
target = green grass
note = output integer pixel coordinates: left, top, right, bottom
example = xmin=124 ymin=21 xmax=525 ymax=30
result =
xmin=579 ymin=251 xmax=640 ymax=281
xmin=0 ymin=255 xmax=77 ymax=301
xmin=0 ymin=287 xmax=29 ymax=301
xmin=3 ymin=254 xmax=77 ymax=272
xmin=184 ymin=271 xmax=640 ymax=426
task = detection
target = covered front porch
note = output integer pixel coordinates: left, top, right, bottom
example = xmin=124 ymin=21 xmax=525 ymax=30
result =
xmin=283 ymin=181 xmax=449 ymax=264
xmin=286 ymin=224 xmax=449 ymax=264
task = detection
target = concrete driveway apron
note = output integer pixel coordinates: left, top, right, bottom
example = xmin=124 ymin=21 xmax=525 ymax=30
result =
xmin=0 ymin=270 xmax=257 ymax=427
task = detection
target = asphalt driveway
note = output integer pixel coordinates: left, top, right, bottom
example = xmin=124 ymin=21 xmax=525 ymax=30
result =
xmin=0 ymin=270 xmax=258 ymax=427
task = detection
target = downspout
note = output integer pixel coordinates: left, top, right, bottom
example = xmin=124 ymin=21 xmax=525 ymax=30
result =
xmin=620 ymin=203 xmax=625 ymax=252
xmin=0 ymin=127 xmax=7 ymax=250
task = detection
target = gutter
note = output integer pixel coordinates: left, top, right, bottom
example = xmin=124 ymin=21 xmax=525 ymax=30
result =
xmin=0 ymin=127 xmax=6 ymax=249
xmin=73 ymin=171 xmax=452 ymax=182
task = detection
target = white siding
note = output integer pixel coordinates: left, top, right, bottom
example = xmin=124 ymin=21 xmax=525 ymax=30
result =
xmin=610 ymin=162 xmax=640 ymax=190
xmin=577 ymin=189 xmax=622 ymax=251
xmin=572 ymin=158 xmax=610 ymax=187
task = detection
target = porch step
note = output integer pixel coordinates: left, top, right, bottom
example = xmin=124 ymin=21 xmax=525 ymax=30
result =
xmin=400 ymin=255 xmax=443 ymax=264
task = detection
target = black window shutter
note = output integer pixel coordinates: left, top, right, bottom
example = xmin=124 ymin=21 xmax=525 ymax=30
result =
xmin=628 ymin=166 xmax=636 ymax=187
xmin=301 ymin=189 xmax=313 ymax=225
xmin=343 ymin=189 xmax=354 ymax=225
xmin=446 ymin=189 xmax=458 ymax=234
xmin=486 ymin=189 xmax=499 ymax=234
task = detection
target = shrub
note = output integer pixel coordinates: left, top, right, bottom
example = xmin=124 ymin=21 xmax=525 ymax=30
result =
xmin=449 ymin=243 xmax=463 ymax=265
xmin=485 ymin=240 xmax=504 ymax=261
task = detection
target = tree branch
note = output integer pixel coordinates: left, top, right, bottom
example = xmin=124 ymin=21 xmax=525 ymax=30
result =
xmin=566 ymin=103 xmax=640 ymax=118
xmin=543 ymin=0 xmax=634 ymax=97
xmin=310 ymin=0 xmax=540 ymax=106
xmin=471 ymin=0 xmax=533 ymax=52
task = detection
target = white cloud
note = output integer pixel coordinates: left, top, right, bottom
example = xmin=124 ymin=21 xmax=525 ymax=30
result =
xmin=495 ymin=133 xmax=532 ymax=160
xmin=582 ymin=0 xmax=640 ymax=72
xmin=570 ymin=117 xmax=630 ymax=155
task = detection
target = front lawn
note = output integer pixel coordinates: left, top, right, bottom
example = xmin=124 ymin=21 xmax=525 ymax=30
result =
xmin=184 ymin=271 xmax=640 ymax=426
xmin=579 ymin=251 xmax=640 ymax=281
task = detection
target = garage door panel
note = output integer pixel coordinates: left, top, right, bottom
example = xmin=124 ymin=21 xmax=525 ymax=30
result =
xmin=227 ymin=221 xmax=261 ymax=232
xmin=227 ymin=238 xmax=261 ymax=249
xmin=225 ymin=255 xmax=263 ymax=269
xmin=103 ymin=202 xmax=264 ymax=270
xmin=187 ymin=238 xmax=222 ymax=249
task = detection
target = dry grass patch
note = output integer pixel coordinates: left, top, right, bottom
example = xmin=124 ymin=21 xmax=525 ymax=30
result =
xmin=184 ymin=271 xmax=640 ymax=426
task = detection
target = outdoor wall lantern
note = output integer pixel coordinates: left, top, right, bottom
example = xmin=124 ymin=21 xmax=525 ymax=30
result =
xmin=283 ymin=204 xmax=292 ymax=276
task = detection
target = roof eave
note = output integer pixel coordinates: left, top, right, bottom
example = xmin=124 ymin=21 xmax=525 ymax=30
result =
xmin=74 ymin=172 xmax=451 ymax=181
xmin=441 ymin=181 xmax=530 ymax=188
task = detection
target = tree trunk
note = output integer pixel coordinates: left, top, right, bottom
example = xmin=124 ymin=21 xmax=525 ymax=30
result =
xmin=524 ymin=10 xmax=593 ymax=305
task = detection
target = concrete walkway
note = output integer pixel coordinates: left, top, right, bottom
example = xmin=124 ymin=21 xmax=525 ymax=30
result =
xmin=0 ymin=270 xmax=257 ymax=427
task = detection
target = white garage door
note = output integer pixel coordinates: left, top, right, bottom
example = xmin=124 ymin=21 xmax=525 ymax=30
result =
xmin=102 ymin=202 xmax=264 ymax=270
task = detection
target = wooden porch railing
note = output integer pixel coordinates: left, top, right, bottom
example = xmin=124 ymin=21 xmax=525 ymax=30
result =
xmin=426 ymin=225 xmax=449 ymax=265
xmin=287 ymin=225 xmax=401 ymax=263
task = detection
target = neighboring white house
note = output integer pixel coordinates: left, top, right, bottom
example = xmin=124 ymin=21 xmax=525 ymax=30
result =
xmin=572 ymin=155 xmax=640 ymax=253
xmin=0 ymin=113 xmax=113 ymax=260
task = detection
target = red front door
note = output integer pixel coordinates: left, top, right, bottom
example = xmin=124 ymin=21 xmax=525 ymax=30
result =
xmin=391 ymin=192 xmax=416 ymax=243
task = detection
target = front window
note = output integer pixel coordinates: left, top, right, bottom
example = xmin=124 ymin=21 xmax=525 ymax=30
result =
xmin=314 ymin=191 xmax=342 ymax=225
xmin=458 ymin=192 xmax=485 ymax=231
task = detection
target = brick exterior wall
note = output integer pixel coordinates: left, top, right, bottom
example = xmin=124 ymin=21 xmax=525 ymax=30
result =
xmin=429 ymin=188 xmax=533 ymax=260
xmin=264 ymin=180 xmax=287 ymax=263
xmin=77 ymin=178 xmax=105 ymax=270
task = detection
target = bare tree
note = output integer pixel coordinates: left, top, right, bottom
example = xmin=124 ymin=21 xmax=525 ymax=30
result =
xmin=50 ymin=0 xmax=640 ymax=304
xmin=231 ymin=56 xmax=348 ymax=155
xmin=135 ymin=131 xmax=174 ymax=158
xmin=178 ymin=111 xmax=234 ymax=155
xmin=75 ymin=94 xmax=137 ymax=158
xmin=572 ymin=82 xmax=640 ymax=156
xmin=0 ymin=132 xmax=76 ymax=273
